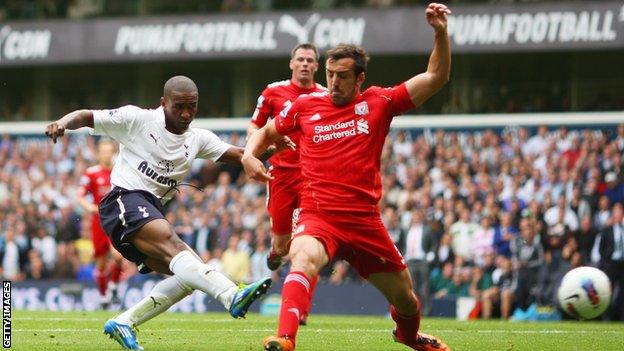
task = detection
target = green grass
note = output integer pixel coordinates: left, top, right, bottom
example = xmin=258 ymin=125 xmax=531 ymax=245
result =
xmin=11 ymin=310 xmax=624 ymax=350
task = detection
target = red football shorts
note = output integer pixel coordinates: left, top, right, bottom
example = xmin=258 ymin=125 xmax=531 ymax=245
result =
xmin=92 ymin=214 xmax=112 ymax=257
xmin=267 ymin=167 xmax=302 ymax=235
xmin=292 ymin=209 xmax=407 ymax=279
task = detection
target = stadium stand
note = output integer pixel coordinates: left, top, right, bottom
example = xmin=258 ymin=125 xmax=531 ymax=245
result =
xmin=2 ymin=121 xmax=623 ymax=319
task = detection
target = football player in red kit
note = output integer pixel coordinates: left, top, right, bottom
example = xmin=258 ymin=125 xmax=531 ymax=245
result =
xmin=244 ymin=4 xmax=452 ymax=351
xmin=77 ymin=139 xmax=125 ymax=308
xmin=247 ymin=43 xmax=326 ymax=325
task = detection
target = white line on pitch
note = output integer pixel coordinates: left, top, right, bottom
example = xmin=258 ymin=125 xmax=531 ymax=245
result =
xmin=13 ymin=328 xmax=624 ymax=334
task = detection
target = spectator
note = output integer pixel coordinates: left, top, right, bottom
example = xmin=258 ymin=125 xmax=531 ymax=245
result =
xmin=481 ymin=256 xmax=515 ymax=319
xmin=544 ymin=196 xmax=579 ymax=231
xmin=471 ymin=216 xmax=495 ymax=267
xmin=603 ymin=172 xmax=624 ymax=205
xmin=574 ymin=216 xmax=597 ymax=265
xmin=450 ymin=208 xmax=479 ymax=264
xmin=30 ymin=227 xmax=57 ymax=273
xmin=431 ymin=262 xmax=454 ymax=299
xmin=402 ymin=209 xmax=435 ymax=315
xmin=598 ymin=203 xmax=624 ymax=321
xmin=510 ymin=219 xmax=544 ymax=319
xmin=221 ymin=235 xmax=251 ymax=283
xmin=493 ymin=212 xmax=519 ymax=258
xmin=250 ymin=240 xmax=272 ymax=282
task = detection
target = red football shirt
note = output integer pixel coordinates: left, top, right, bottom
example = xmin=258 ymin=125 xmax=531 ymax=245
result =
xmin=251 ymin=79 xmax=326 ymax=169
xmin=275 ymin=83 xmax=415 ymax=214
xmin=79 ymin=164 xmax=112 ymax=205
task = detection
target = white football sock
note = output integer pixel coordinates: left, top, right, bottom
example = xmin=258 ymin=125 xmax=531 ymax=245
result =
xmin=114 ymin=275 xmax=192 ymax=327
xmin=169 ymin=250 xmax=238 ymax=309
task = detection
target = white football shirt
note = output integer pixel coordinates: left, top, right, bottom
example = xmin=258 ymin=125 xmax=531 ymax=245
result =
xmin=91 ymin=105 xmax=231 ymax=204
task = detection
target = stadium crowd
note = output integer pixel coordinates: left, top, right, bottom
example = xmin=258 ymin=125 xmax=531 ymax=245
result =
xmin=1 ymin=124 xmax=623 ymax=320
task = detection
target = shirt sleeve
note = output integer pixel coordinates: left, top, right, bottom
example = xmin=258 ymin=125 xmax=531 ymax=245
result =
xmin=250 ymin=88 xmax=272 ymax=127
xmin=90 ymin=105 xmax=144 ymax=142
xmin=196 ymin=129 xmax=232 ymax=162
xmin=376 ymin=83 xmax=416 ymax=118
xmin=274 ymin=97 xmax=301 ymax=136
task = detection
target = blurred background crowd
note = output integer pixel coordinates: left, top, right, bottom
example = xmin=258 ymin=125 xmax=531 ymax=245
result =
xmin=1 ymin=123 xmax=623 ymax=319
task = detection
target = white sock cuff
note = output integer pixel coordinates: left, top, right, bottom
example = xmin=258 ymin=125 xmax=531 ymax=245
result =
xmin=284 ymin=272 xmax=310 ymax=293
xmin=169 ymin=250 xmax=194 ymax=273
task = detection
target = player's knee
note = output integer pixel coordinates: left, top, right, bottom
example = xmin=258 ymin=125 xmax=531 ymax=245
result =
xmin=290 ymin=250 xmax=320 ymax=277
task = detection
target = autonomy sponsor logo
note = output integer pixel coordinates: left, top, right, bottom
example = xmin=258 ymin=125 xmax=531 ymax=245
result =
xmin=137 ymin=161 xmax=177 ymax=187
xmin=447 ymin=6 xmax=623 ymax=46
xmin=0 ymin=26 xmax=51 ymax=62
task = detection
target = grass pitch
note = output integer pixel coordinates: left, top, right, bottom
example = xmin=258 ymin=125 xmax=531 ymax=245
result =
xmin=12 ymin=310 xmax=624 ymax=350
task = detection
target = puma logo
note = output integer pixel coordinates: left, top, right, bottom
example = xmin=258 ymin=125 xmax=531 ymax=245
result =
xmin=278 ymin=14 xmax=321 ymax=43
xmin=149 ymin=133 xmax=160 ymax=144
xmin=150 ymin=296 xmax=162 ymax=308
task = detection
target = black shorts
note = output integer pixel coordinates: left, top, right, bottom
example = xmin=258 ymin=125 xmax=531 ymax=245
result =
xmin=99 ymin=187 xmax=166 ymax=273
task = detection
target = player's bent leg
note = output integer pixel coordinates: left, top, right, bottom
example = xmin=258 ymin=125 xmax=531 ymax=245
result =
xmin=130 ymin=220 xmax=271 ymax=318
xmin=111 ymin=274 xmax=192 ymax=328
xmin=368 ymin=269 xmax=449 ymax=351
xmin=265 ymin=235 xmax=328 ymax=350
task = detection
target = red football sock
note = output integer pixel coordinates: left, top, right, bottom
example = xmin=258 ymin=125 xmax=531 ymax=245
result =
xmin=94 ymin=268 xmax=109 ymax=296
xmin=390 ymin=300 xmax=421 ymax=343
xmin=110 ymin=261 xmax=122 ymax=284
xmin=277 ymin=271 xmax=311 ymax=345
xmin=303 ymin=275 xmax=318 ymax=317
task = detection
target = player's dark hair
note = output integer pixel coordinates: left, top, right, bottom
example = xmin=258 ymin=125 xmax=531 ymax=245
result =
xmin=291 ymin=43 xmax=319 ymax=61
xmin=325 ymin=44 xmax=370 ymax=76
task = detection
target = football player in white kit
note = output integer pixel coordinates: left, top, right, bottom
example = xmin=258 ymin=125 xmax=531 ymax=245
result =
xmin=45 ymin=76 xmax=279 ymax=350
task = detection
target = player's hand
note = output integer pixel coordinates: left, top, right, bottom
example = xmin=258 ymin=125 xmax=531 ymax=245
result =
xmin=242 ymin=154 xmax=274 ymax=182
xmin=273 ymin=136 xmax=296 ymax=153
xmin=426 ymin=3 xmax=451 ymax=31
xmin=45 ymin=121 xmax=66 ymax=143
xmin=88 ymin=204 xmax=99 ymax=214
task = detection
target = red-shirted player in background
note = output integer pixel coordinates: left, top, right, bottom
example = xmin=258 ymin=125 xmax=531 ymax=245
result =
xmin=243 ymin=4 xmax=452 ymax=351
xmin=247 ymin=43 xmax=326 ymax=325
xmin=77 ymin=139 xmax=125 ymax=309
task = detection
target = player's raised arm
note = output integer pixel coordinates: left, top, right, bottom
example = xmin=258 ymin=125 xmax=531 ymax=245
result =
xmin=242 ymin=119 xmax=283 ymax=182
xmin=404 ymin=3 xmax=452 ymax=109
xmin=44 ymin=109 xmax=94 ymax=143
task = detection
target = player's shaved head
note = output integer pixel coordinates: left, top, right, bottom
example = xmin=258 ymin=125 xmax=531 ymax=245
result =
xmin=161 ymin=75 xmax=199 ymax=134
xmin=163 ymin=75 xmax=198 ymax=98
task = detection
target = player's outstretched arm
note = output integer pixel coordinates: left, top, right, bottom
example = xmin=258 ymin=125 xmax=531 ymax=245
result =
xmin=44 ymin=109 xmax=94 ymax=143
xmin=404 ymin=3 xmax=451 ymax=109
xmin=242 ymin=120 xmax=282 ymax=182
xmin=246 ymin=122 xmax=261 ymax=141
